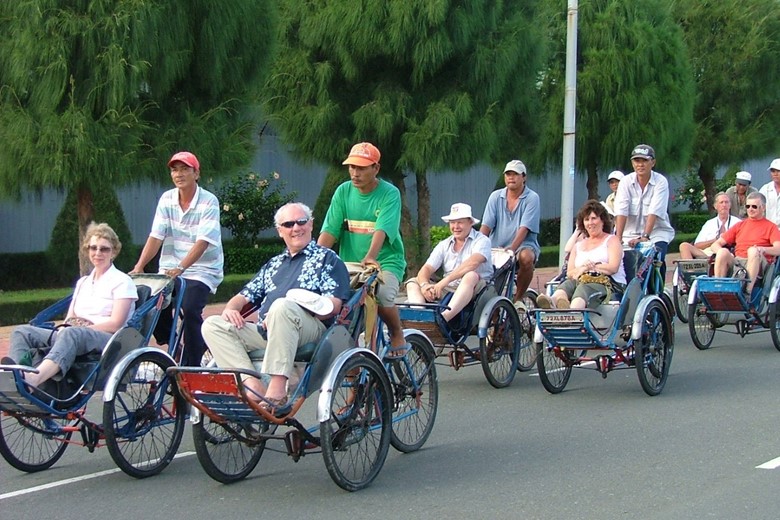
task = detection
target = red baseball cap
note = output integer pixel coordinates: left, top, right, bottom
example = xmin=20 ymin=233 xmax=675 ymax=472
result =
xmin=342 ymin=142 xmax=381 ymax=167
xmin=167 ymin=151 xmax=200 ymax=170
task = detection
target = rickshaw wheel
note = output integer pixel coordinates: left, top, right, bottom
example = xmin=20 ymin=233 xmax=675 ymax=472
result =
xmin=673 ymin=285 xmax=689 ymax=323
xmin=536 ymin=342 xmax=573 ymax=394
xmin=687 ymin=299 xmax=715 ymax=350
xmin=0 ymin=413 xmax=71 ymax=472
xmin=636 ymin=300 xmax=673 ymax=396
xmin=479 ymin=299 xmax=520 ymax=388
xmin=769 ymin=301 xmax=780 ymax=352
xmin=193 ymin=414 xmax=266 ymax=484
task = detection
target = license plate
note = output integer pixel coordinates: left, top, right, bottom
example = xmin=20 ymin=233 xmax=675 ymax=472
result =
xmin=539 ymin=312 xmax=584 ymax=326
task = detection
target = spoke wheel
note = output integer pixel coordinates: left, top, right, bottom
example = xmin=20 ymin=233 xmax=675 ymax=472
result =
xmin=536 ymin=342 xmax=572 ymax=394
xmin=479 ymin=299 xmax=521 ymax=388
xmin=515 ymin=309 xmax=538 ymax=371
xmin=321 ymin=354 xmax=391 ymax=492
xmin=673 ymin=285 xmax=689 ymax=323
xmin=103 ymin=353 xmax=186 ymax=478
xmin=636 ymin=300 xmax=674 ymax=396
xmin=769 ymin=301 xmax=780 ymax=352
xmin=0 ymin=413 xmax=71 ymax=472
xmin=687 ymin=300 xmax=715 ymax=350
xmin=388 ymin=334 xmax=438 ymax=453
xmin=193 ymin=415 xmax=266 ymax=483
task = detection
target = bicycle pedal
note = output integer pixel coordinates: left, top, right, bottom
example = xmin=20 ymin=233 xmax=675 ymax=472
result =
xmin=284 ymin=430 xmax=305 ymax=461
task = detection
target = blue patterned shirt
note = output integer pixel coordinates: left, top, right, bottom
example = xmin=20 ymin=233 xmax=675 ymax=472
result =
xmin=240 ymin=241 xmax=351 ymax=322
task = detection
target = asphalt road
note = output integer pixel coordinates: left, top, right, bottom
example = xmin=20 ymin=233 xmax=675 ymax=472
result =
xmin=2 ymin=322 xmax=780 ymax=520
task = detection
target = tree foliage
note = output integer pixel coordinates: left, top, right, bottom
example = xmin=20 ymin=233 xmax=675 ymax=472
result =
xmin=0 ymin=0 xmax=278 ymax=270
xmin=263 ymin=0 xmax=547 ymax=269
xmin=670 ymin=0 xmax=780 ymax=209
xmin=537 ymin=0 xmax=695 ymax=199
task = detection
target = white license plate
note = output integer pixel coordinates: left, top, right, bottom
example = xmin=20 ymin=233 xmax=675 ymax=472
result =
xmin=539 ymin=312 xmax=584 ymax=326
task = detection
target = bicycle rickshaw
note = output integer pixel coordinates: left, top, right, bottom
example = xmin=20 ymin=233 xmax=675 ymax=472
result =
xmin=687 ymin=256 xmax=780 ymax=351
xmin=396 ymin=248 xmax=535 ymax=388
xmin=0 ymin=274 xmax=187 ymax=478
xmin=167 ymin=268 xmax=438 ymax=492
xmin=533 ymin=244 xmax=674 ymax=396
xmin=671 ymin=258 xmax=712 ymax=323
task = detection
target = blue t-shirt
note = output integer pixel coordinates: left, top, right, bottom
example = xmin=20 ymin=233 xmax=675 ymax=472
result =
xmin=481 ymin=187 xmax=541 ymax=254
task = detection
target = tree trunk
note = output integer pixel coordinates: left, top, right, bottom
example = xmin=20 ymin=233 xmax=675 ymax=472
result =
xmin=698 ymin=163 xmax=716 ymax=213
xmin=586 ymin=162 xmax=599 ymax=200
xmin=416 ymin=171 xmax=430 ymax=260
xmin=392 ymin=176 xmax=417 ymax=279
xmin=76 ymin=183 xmax=95 ymax=275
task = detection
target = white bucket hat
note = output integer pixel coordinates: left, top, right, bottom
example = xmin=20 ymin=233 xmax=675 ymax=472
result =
xmin=441 ymin=203 xmax=479 ymax=224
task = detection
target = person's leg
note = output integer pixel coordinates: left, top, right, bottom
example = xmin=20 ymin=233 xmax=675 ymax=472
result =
xmin=201 ymin=314 xmax=267 ymax=396
xmin=376 ymin=272 xmax=407 ymax=349
xmin=713 ymin=248 xmax=734 ymax=277
xmin=262 ymin=299 xmax=325 ymax=401
xmin=8 ymin=325 xmax=51 ymax=365
xmin=571 ymin=283 xmax=607 ymax=309
xmin=441 ymin=272 xmax=480 ymax=322
xmin=679 ymin=242 xmax=705 ymax=260
xmin=179 ymin=279 xmax=211 ymax=367
xmin=28 ymin=327 xmax=111 ymax=386
xmin=514 ymin=247 xmax=537 ymax=301
xmin=745 ymin=246 xmax=764 ymax=293
xmin=405 ymin=279 xmax=426 ymax=304
xmin=654 ymin=241 xmax=669 ymax=282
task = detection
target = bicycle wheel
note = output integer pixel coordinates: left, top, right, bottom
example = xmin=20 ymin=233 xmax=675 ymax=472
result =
xmin=536 ymin=342 xmax=572 ymax=394
xmin=769 ymin=301 xmax=780 ymax=352
xmin=388 ymin=334 xmax=438 ymax=453
xmin=103 ymin=352 xmax=186 ymax=478
xmin=321 ymin=354 xmax=391 ymax=492
xmin=479 ymin=299 xmax=520 ymax=388
xmin=515 ymin=309 xmax=538 ymax=371
xmin=636 ymin=300 xmax=674 ymax=396
xmin=0 ymin=413 xmax=72 ymax=472
xmin=673 ymin=285 xmax=688 ymax=323
xmin=192 ymin=414 xmax=266 ymax=483
xmin=687 ymin=299 xmax=715 ymax=350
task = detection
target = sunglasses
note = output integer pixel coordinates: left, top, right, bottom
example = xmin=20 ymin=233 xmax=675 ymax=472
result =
xmin=746 ymin=204 xmax=761 ymax=209
xmin=87 ymin=245 xmax=112 ymax=253
xmin=279 ymin=218 xmax=310 ymax=229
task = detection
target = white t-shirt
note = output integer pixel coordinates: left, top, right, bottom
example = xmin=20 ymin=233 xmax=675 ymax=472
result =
xmin=71 ymin=264 xmax=138 ymax=326
xmin=693 ymin=214 xmax=741 ymax=244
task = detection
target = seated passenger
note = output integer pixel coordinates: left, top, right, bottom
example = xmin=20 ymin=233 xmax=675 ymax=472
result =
xmin=201 ymin=202 xmax=350 ymax=410
xmin=536 ymin=200 xmax=625 ymax=309
xmin=2 ymin=223 xmax=138 ymax=387
xmin=679 ymin=192 xmax=740 ymax=259
xmin=710 ymin=192 xmax=780 ymax=297
xmin=406 ymin=203 xmax=492 ymax=322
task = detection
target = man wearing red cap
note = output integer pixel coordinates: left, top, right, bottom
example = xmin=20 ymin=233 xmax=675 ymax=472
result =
xmin=131 ymin=151 xmax=224 ymax=366
xmin=318 ymin=142 xmax=409 ymax=356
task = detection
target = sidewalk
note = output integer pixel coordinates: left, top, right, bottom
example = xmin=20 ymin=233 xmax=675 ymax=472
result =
xmin=0 ymin=254 xmax=681 ymax=358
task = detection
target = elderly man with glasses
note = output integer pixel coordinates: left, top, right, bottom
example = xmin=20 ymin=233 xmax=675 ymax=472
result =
xmin=202 ymin=202 xmax=350 ymax=412
xmin=710 ymin=192 xmax=780 ymax=300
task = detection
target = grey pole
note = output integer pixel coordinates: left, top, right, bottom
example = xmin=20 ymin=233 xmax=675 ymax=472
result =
xmin=559 ymin=0 xmax=578 ymax=265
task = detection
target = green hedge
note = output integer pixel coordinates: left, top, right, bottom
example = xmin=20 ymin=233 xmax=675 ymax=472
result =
xmin=670 ymin=212 xmax=710 ymax=234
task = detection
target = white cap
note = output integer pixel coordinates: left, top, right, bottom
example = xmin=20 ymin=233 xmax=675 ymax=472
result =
xmin=286 ymin=288 xmax=334 ymax=317
xmin=503 ymin=160 xmax=526 ymax=175
xmin=769 ymin=159 xmax=780 ymax=171
xmin=441 ymin=203 xmax=479 ymax=224
xmin=607 ymin=170 xmax=624 ymax=182
xmin=735 ymin=171 xmax=752 ymax=184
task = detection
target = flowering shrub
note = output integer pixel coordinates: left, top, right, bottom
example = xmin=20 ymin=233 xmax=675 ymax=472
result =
xmin=675 ymin=170 xmax=706 ymax=213
xmin=209 ymin=171 xmax=295 ymax=246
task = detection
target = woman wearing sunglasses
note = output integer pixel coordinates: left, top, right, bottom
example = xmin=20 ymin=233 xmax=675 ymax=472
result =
xmin=2 ymin=223 xmax=137 ymax=388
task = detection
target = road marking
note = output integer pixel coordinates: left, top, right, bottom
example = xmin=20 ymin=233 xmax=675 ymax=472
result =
xmin=528 ymin=360 xmax=596 ymax=376
xmin=0 ymin=451 xmax=195 ymax=500
xmin=756 ymin=456 xmax=780 ymax=469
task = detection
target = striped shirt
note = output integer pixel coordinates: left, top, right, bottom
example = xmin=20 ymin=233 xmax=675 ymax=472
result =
xmin=150 ymin=186 xmax=224 ymax=293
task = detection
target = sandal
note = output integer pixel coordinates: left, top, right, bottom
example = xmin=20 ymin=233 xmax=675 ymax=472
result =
xmin=259 ymin=395 xmax=288 ymax=414
xmin=383 ymin=343 xmax=411 ymax=360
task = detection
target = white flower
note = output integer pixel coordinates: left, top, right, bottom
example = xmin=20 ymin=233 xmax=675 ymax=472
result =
xmin=248 ymin=173 xmax=256 ymax=180
xmin=238 ymin=213 xmax=244 ymax=221
xmin=273 ymin=172 xmax=280 ymax=180
xmin=689 ymin=188 xmax=694 ymax=193
xmin=223 ymin=204 xmax=230 ymax=212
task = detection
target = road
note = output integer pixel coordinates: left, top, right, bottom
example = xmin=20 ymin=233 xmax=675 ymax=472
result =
xmin=2 ymin=320 xmax=780 ymax=520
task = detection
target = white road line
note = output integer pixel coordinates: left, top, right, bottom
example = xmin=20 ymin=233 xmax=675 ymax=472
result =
xmin=528 ymin=360 xmax=596 ymax=376
xmin=0 ymin=451 xmax=195 ymax=501
xmin=756 ymin=456 xmax=780 ymax=469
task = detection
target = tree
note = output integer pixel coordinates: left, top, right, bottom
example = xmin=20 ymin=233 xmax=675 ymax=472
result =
xmin=536 ymin=0 xmax=695 ymax=200
xmin=670 ymin=0 xmax=780 ymax=210
xmin=0 ymin=0 xmax=278 ymax=273
xmin=264 ymin=0 xmax=547 ymax=270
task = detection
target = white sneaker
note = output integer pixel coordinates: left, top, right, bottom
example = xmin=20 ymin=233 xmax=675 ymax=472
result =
xmin=536 ymin=294 xmax=555 ymax=309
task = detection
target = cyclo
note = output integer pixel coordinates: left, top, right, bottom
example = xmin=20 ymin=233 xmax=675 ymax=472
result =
xmin=396 ymin=248 xmax=536 ymax=388
xmin=533 ymin=244 xmax=674 ymax=396
xmin=671 ymin=258 xmax=713 ymax=323
xmin=167 ymin=266 xmax=438 ymax=492
xmin=0 ymin=274 xmax=188 ymax=477
xmin=687 ymin=254 xmax=780 ymax=351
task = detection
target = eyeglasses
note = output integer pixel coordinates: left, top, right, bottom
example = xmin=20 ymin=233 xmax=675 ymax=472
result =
xmin=278 ymin=218 xmax=310 ymax=229
xmin=87 ymin=245 xmax=112 ymax=253
xmin=746 ymin=204 xmax=761 ymax=209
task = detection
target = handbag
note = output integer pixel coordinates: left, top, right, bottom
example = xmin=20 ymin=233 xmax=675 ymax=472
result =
xmin=577 ymin=271 xmax=613 ymax=302
xmin=64 ymin=316 xmax=94 ymax=327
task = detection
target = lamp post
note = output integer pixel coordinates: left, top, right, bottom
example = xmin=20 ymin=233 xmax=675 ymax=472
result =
xmin=559 ymin=0 xmax=578 ymax=265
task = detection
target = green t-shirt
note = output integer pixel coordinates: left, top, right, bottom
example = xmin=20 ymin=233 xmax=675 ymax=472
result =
xmin=320 ymin=179 xmax=406 ymax=281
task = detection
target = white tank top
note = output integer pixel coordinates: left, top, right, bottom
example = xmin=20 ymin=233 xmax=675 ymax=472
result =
xmin=574 ymin=235 xmax=627 ymax=285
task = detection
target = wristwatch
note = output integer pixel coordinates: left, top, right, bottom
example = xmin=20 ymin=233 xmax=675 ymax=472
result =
xmin=641 ymin=233 xmax=651 ymax=240
xmin=176 ymin=264 xmax=186 ymax=271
